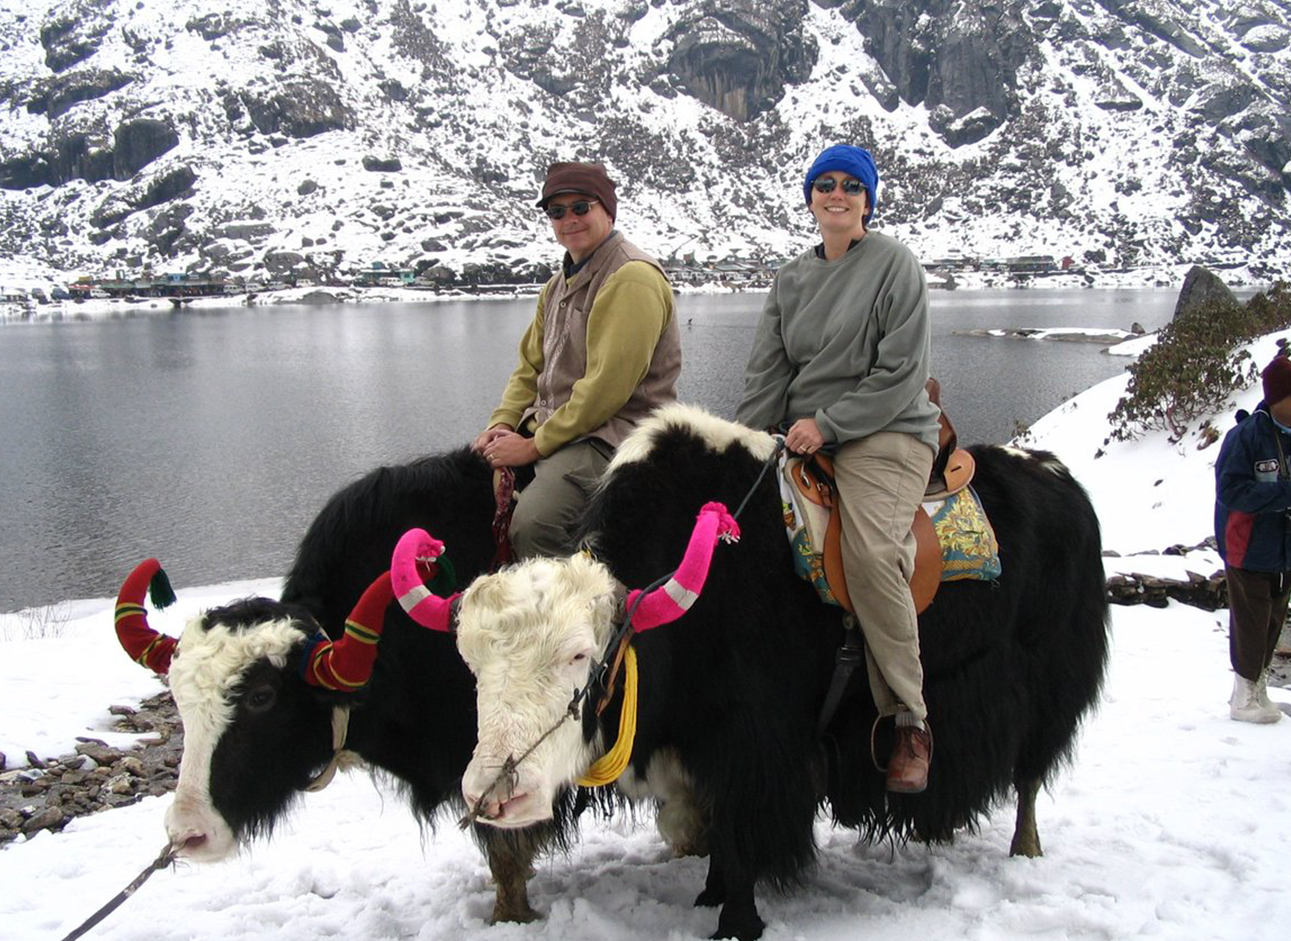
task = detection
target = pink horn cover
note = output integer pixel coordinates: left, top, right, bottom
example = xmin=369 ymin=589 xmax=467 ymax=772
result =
xmin=391 ymin=528 xmax=460 ymax=632
xmin=627 ymin=501 xmax=739 ymax=632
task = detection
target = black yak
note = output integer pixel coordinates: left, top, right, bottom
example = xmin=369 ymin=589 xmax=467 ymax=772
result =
xmin=112 ymin=448 xmax=570 ymax=923
xmin=400 ymin=404 xmax=1109 ymax=940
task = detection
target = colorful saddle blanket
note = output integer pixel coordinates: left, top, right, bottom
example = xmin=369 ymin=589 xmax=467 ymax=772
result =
xmin=779 ymin=453 xmax=1001 ymax=610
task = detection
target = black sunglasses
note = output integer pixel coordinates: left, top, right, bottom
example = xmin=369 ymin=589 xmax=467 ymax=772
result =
xmin=812 ymin=178 xmax=865 ymax=196
xmin=544 ymin=199 xmax=600 ymax=220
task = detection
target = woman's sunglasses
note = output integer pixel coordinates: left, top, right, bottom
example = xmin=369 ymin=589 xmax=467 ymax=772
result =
xmin=812 ymin=178 xmax=865 ymax=195
xmin=544 ymin=199 xmax=600 ymax=220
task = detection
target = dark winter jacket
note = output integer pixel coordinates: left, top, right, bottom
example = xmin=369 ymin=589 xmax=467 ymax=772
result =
xmin=1214 ymin=405 xmax=1291 ymax=571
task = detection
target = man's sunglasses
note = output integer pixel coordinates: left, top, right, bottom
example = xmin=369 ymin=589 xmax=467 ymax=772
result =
xmin=544 ymin=199 xmax=600 ymax=220
xmin=812 ymin=178 xmax=865 ymax=196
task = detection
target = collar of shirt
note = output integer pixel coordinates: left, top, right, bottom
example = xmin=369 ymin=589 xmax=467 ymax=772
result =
xmin=814 ymin=237 xmax=864 ymax=260
xmin=563 ymin=229 xmax=619 ymax=278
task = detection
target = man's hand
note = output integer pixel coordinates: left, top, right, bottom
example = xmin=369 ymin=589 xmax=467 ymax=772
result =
xmin=481 ymin=429 xmax=541 ymax=468
xmin=472 ymin=424 xmax=514 ymax=453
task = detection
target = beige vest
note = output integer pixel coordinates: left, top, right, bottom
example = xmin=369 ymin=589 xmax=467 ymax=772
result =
xmin=522 ymin=232 xmax=681 ymax=449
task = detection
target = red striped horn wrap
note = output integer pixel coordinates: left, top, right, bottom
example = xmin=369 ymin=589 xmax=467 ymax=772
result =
xmin=114 ymin=558 xmax=179 ymax=675
xmin=300 ymin=571 xmax=394 ymax=691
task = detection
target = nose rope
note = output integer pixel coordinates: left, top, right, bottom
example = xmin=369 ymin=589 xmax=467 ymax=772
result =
xmin=458 ymin=440 xmax=784 ymax=827
xmin=58 ymin=842 xmax=177 ymax=941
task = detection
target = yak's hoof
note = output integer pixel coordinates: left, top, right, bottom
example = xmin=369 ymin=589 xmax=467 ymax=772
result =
xmin=491 ymin=902 xmax=540 ymax=925
xmin=1009 ymin=835 xmax=1043 ymax=858
xmin=710 ymin=912 xmax=765 ymax=941
xmin=694 ymin=887 xmax=724 ymax=908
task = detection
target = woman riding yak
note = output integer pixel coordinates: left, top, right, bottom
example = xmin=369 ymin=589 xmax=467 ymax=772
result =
xmin=736 ymin=144 xmax=942 ymax=794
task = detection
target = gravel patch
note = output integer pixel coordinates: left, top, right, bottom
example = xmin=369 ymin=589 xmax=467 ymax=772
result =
xmin=0 ymin=692 xmax=182 ymax=846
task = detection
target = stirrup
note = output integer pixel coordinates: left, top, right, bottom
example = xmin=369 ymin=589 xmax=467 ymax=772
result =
xmin=870 ymin=715 xmax=888 ymax=773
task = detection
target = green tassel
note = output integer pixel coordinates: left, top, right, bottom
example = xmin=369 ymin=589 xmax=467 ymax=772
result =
xmin=149 ymin=568 xmax=177 ymax=609
xmin=426 ymin=556 xmax=457 ymax=595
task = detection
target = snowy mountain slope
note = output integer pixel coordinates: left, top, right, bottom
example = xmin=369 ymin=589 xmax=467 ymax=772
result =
xmin=0 ymin=0 xmax=1288 ymax=286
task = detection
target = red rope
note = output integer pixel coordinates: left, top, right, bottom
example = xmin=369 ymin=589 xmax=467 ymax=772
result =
xmin=490 ymin=468 xmax=517 ymax=571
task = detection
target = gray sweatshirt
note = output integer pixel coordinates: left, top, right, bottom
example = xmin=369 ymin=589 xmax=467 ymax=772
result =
xmin=736 ymin=231 xmax=941 ymax=452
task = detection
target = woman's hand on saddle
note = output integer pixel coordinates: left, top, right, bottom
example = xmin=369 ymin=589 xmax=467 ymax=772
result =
xmin=785 ymin=418 xmax=825 ymax=456
xmin=481 ymin=429 xmax=540 ymax=468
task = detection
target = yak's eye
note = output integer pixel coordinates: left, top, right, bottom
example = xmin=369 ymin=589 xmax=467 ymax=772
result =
xmin=244 ymin=684 xmax=277 ymax=713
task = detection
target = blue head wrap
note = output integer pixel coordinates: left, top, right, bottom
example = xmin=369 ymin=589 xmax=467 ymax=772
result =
xmin=803 ymin=145 xmax=879 ymax=225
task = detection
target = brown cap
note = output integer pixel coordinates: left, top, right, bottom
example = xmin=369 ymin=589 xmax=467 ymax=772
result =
xmin=1263 ymin=353 xmax=1291 ymax=406
xmin=536 ymin=161 xmax=617 ymax=220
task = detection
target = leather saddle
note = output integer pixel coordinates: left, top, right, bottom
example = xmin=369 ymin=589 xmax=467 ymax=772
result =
xmin=788 ymin=378 xmax=974 ymax=615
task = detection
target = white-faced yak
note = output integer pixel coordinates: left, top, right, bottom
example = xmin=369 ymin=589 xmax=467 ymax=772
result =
xmin=398 ymin=404 xmax=1109 ymax=941
xmin=111 ymin=448 xmax=573 ymax=924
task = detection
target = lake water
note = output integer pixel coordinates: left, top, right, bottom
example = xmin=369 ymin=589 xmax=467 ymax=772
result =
xmin=0 ymin=287 xmax=1182 ymax=612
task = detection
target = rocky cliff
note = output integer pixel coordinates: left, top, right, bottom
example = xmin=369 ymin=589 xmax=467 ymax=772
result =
xmin=0 ymin=0 xmax=1287 ymax=284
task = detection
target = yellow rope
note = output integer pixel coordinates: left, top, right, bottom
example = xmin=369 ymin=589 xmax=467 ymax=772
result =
xmin=575 ymin=646 xmax=638 ymax=788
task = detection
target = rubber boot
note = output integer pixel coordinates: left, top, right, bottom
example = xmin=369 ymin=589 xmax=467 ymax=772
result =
xmin=1255 ymin=670 xmax=1283 ymax=718
xmin=1230 ymin=674 xmax=1281 ymax=723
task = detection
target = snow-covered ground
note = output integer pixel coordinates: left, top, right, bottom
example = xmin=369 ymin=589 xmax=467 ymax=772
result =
xmin=1 ymin=332 xmax=1288 ymax=940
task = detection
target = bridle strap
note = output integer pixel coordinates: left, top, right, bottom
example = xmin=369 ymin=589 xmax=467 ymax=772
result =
xmin=303 ymin=706 xmax=359 ymax=792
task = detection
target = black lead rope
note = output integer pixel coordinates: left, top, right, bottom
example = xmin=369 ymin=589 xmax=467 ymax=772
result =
xmin=59 ymin=843 xmax=176 ymax=941
xmin=459 ymin=438 xmax=787 ymax=827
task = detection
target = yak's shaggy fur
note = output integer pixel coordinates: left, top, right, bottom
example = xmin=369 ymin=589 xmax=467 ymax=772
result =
xmin=579 ymin=405 xmax=1109 ymax=940
xmin=167 ymin=448 xmax=575 ymax=924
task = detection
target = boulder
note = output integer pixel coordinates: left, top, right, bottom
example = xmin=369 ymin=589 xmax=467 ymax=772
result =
xmin=113 ymin=119 xmax=180 ymax=179
xmin=664 ymin=0 xmax=816 ymax=121
xmin=242 ymin=81 xmax=351 ymax=139
xmin=840 ymin=0 xmax=1033 ymax=147
xmin=39 ymin=0 xmax=115 ymax=72
xmin=136 ymin=166 xmax=197 ymax=210
xmin=362 ymin=156 xmax=403 ymax=173
xmin=0 ymin=155 xmax=54 ymax=191
xmin=1173 ymin=266 xmax=1238 ymax=321
xmin=27 ymin=68 xmax=134 ymax=119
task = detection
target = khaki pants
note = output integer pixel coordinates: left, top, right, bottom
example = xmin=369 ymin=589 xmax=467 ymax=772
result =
xmin=1225 ymin=565 xmax=1291 ymax=681
xmin=510 ymin=440 xmax=610 ymax=559
xmin=832 ymin=432 xmax=936 ymax=721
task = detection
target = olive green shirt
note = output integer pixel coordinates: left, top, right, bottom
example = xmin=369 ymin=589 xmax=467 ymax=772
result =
xmin=489 ymin=232 xmax=679 ymax=456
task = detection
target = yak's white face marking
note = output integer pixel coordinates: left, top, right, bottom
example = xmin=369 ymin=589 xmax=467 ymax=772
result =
xmin=456 ymin=553 xmax=619 ymax=827
xmin=610 ymin=403 xmax=777 ymax=471
xmin=164 ymin=615 xmax=301 ymax=860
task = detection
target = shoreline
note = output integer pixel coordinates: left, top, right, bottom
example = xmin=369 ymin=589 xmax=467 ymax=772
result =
xmin=2 ymin=260 xmax=1283 ymax=323
xmin=2 ymin=270 xmax=1281 ymax=323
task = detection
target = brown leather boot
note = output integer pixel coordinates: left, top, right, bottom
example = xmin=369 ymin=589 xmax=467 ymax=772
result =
xmin=886 ymin=725 xmax=932 ymax=794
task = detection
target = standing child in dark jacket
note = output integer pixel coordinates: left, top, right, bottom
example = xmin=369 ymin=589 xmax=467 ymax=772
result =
xmin=1214 ymin=352 xmax=1291 ymax=723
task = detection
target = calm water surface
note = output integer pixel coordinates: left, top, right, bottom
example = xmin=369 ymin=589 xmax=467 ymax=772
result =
xmin=1 ymin=287 xmax=1181 ymax=611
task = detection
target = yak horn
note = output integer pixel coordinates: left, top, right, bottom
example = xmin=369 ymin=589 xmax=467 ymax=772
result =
xmin=390 ymin=528 xmax=461 ymax=632
xmin=114 ymin=559 xmax=179 ymax=675
xmin=300 ymin=571 xmax=394 ymax=690
xmin=626 ymin=501 xmax=739 ymax=632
